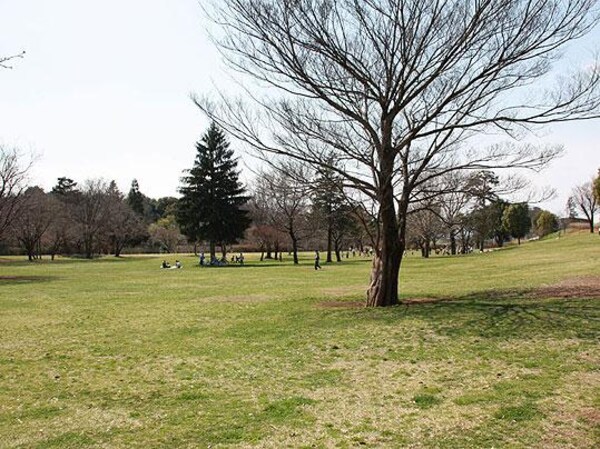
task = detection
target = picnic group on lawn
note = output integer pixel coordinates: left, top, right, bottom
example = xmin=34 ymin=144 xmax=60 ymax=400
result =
xmin=198 ymin=252 xmax=245 ymax=266
xmin=161 ymin=246 xmax=378 ymax=270
xmin=161 ymin=260 xmax=182 ymax=269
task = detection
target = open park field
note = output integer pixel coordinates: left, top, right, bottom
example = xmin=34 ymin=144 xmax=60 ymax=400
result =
xmin=0 ymin=231 xmax=599 ymax=448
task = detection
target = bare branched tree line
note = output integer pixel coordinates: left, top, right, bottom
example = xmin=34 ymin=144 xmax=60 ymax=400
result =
xmin=3 ymin=177 xmax=149 ymax=260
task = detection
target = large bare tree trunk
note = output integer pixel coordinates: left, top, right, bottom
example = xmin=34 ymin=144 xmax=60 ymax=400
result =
xmin=366 ymin=168 xmax=401 ymax=307
xmin=366 ymin=236 xmax=402 ymax=307
xmin=291 ymin=234 xmax=299 ymax=265
xmin=334 ymin=239 xmax=341 ymax=262
xmin=326 ymin=223 xmax=333 ymax=263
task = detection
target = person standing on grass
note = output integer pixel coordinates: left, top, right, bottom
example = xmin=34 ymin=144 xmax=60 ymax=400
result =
xmin=314 ymin=250 xmax=322 ymax=270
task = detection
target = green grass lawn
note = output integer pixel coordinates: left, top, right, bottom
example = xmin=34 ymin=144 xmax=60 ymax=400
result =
xmin=0 ymin=231 xmax=598 ymax=448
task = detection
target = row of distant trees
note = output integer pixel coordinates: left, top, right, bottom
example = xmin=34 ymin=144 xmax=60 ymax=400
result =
xmin=2 ymin=176 xmax=145 ymax=260
xmin=400 ymin=167 xmax=600 ymax=257
xmin=1 ymin=129 xmax=598 ymax=261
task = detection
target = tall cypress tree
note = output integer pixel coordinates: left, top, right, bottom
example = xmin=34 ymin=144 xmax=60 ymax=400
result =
xmin=177 ymin=123 xmax=251 ymax=259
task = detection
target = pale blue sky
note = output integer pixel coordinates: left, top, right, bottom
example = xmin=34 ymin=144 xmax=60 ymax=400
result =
xmin=1 ymin=0 xmax=599 ymax=215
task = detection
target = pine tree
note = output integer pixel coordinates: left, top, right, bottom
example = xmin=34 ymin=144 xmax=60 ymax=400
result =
xmin=177 ymin=123 xmax=251 ymax=259
xmin=51 ymin=177 xmax=78 ymax=196
xmin=127 ymin=179 xmax=145 ymax=217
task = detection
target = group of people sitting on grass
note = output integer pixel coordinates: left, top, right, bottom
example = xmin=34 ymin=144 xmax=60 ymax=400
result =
xmin=161 ymin=260 xmax=182 ymax=269
xmin=198 ymin=252 xmax=245 ymax=266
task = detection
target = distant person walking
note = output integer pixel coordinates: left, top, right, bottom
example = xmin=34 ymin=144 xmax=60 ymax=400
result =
xmin=314 ymin=250 xmax=322 ymax=270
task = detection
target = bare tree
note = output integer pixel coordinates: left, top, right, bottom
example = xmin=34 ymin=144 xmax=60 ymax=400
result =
xmin=0 ymin=51 xmax=25 ymax=70
xmin=254 ymin=165 xmax=311 ymax=264
xmin=70 ymin=179 xmax=113 ymax=258
xmin=45 ymin=201 xmax=75 ymax=260
xmin=570 ymin=181 xmax=599 ymax=233
xmin=103 ymin=183 xmax=147 ymax=257
xmin=406 ymin=204 xmax=445 ymax=258
xmin=10 ymin=187 xmax=56 ymax=261
xmin=200 ymin=0 xmax=600 ymax=306
xmin=0 ymin=146 xmax=33 ymax=241
xmin=46 ymin=178 xmax=80 ymax=259
xmin=247 ymin=197 xmax=287 ymax=260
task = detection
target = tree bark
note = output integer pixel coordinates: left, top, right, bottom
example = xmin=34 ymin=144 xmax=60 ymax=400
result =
xmin=366 ymin=158 xmax=401 ymax=307
xmin=84 ymin=237 xmax=93 ymax=259
xmin=366 ymin=238 xmax=402 ymax=307
xmin=334 ymin=239 xmax=341 ymax=262
xmin=291 ymin=234 xmax=299 ymax=265
xmin=209 ymin=241 xmax=216 ymax=259
xmin=326 ymin=222 xmax=333 ymax=263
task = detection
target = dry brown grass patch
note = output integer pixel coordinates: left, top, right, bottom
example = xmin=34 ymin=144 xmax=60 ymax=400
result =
xmin=533 ymin=276 xmax=600 ymax=299
xmin=539 ymin=370 xmax=600 ymax=449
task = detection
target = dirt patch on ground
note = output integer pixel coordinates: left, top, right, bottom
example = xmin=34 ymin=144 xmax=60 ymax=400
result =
xmin=532 ymin=276 xmax=600 ymax=299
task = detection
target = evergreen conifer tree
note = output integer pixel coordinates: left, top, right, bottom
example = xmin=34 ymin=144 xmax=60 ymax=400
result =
xmin=51 ymin=177 xmax=78 ymax=196
xmin=177 ymin=123 xmax=250 ymax=259
xmin=127 ymin=179 xmax=145 ymax=217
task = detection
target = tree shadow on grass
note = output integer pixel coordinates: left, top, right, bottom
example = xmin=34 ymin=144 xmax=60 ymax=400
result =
xmin=341 ymin=286 xmax=600 ymax=341
xmin=403 ymin=291 xmax=600 ymax=340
